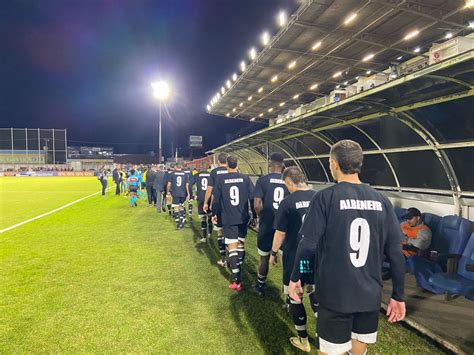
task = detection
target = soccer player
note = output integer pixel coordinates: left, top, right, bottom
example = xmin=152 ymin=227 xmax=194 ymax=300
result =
xmin=270 ymin=166 xmax=317 ymax=352
xmin=195 ymin=163 xmax=213 ymax=243
xmin=203 ymin=152 xmax=229 ymax=267
xmin=183 ymin=166 xmax=195 ymax=221
xmin=212 ymin=156 xmax=255 ymax=291
xmin=253 ymin=152 xmax=289 ymax=296
xmin=127 ymin=168 xmax=140 ymax=207
xmin=165 ymin=164 xmax=175 ymax=216
xmin=167 ymin=163 xmax=190 ymax=229
xmin=288 ymin=140 xmax=406 ymax=355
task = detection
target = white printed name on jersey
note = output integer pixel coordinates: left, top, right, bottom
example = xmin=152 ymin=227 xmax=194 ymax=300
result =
xmin=200 ymin=173 xmax=210 ymax=177
xmin=269 ymin=178 xmax=284 ymax=184
xmin=175 ymin=172 xmax=185 ymax=176
xmin=216 ymin=170 xmax=228 ymax=174
xmin=224 ymin=178 xmax=244 ymax=184
xmin=295 ymin=201 xmax=310 ymax=209
xmin=340 ymin=199 xmax=383 ymax=211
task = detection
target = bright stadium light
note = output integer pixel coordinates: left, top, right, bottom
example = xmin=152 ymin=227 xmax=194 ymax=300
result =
xmin=226 ymin=113 xmax=230 ymax=117
xmin=293 ymin=94 xmax=300 ymax=99
xmin=216 ymin=92 xmax=221 ymax=99
xmin=404 ymin=29 xmax=419 ymax=41
xmin=249 ymin=47 xmax=257 ymax=60
xmin=465 ymin=0 xmax=474 ymax=8
xmin=279 ymin=101 xmax=286 ymax=107
xmin=232 ymin=108 xmax=236 ymax=112
xmin=239 ymin=102 xmax=244 ymax=107
xmin=271 ymin=75 xmax=278 ymax=82
xmin=278 ymin=11 xmax=287 ymax=27
xmin=221 ymin=87 xmax=225 ymax=94
xmin=262 ymin=31 xmax=270 ymax=46
xmin=232 ymin=73 xmax=238 ymax=81
xmin=258 ymin=86 xmax=264 ymax=93
xmin=333 ymin=71 xmax=342 ymax=78
xmin=445 ymin=32 xmax=453 ymax=39
xmin=311 ymin=41 xmax=322 ymax=51
xmin=226 ymin=80 xmax=231 ymax=89
xmin=250 ymin=117 xmax=256 ymax=121
xmin=259 ymin=113 xmax=264 ymax=117
xmin=343 ymin=81 xmax=348 ymax=85
xmin=414 ymin=46 xmax=421 ymax=53
xmin=151 ymin=81 xmax=170 ymax=100
xmin=362 ymin=53 xmax=374 ymax=62
xmin=366 ymin=70 xmax=372 ymax=75
xmin=248 ymin=95 xmax=253 ymax=101
xmin=396 ymin=56 xmax=403 ymax=60
xmin=240 ymin=61 xmax=246 ymax=72
xmin=469 ymin=21 xmax=474 ymax=29
xmin=288 ymin=60 xmax=297 ymax=69
xmin=206 ymin=105 xmax=211 ymax=111
xmin=268 ymin=107 xmax=273 ymax=112
xmin=310 ymin=83 xmax=318 ymax=90
xmin=344 ymin=13 xmax=357 ymax=25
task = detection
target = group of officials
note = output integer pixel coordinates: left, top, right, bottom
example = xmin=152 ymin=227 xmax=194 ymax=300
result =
xmin=111 ymin=139 xmax=407 ymax=355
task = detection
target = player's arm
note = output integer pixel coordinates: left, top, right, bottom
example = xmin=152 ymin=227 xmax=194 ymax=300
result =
xmin=289 ymin=192 xmax=326 ymax=302
xmin=186 ymin=182 xmax=190 ymax=200
xmin=253 ymin=177 xmax=264 ymax=216
xmin=384 ymin=201 xmax=406 ymax=323
xmin=270 ymin=230 xmax=286 ymax=266
xmin=247 ymin=177 xmax=257 ymax=223
xmin=167 ymin=181 xmax=171 ymax=194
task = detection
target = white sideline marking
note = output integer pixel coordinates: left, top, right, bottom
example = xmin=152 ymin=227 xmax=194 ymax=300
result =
xmin=0 ymin=190 xmax=105 ymax=234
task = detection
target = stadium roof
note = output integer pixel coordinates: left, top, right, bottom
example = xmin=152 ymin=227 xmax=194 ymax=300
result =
xmin=206 ymin=0 xmax=474 ymax=122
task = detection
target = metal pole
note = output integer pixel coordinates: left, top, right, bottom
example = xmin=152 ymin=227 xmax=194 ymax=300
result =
xmin=52 ymin=128 xmax=56 ymax=165
xmin=159 ymin=102 xmax=162 ymax=164
xmin=38 ymin=128 xmax=41 ymax=164
xmin=10 ymin=127 xmax=14 ymax=166
xmin=25 ymin=128 xmax=29 ymax=168
xmin=65 ymin=129 xmax=68 ymax=167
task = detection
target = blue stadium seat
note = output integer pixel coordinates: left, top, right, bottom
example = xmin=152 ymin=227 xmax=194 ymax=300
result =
xmin=394 ymin=208 xmax=407 ymax=223
xmin=421 ymin=213 xmax=441 ymax=235
xmin=411 ymin=216 xmax=472 ymax=294
xmin=429 ymin=233 xmax=474 ymax=296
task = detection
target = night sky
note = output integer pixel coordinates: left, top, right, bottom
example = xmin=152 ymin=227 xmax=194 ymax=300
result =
xmin=0 ymin=0 xmax=298 ymax=157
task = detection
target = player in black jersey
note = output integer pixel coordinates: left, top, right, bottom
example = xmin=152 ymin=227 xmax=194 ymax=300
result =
xmin=204 ymin=152 xmax=229 ymax=267
xmin=165 ymin=164 xmax=175 ymax=216
xmin=212 ymin=156 xmax=255 ymax=291
xmin=167 ymin=163 xmax=190 ymax=229
xmin=183 ymin=167 xmax=195 ymax=221
xmin=195 ymin=163 xmax=213 ymax=243
xmin=253 ymin=152 xmax=289 ymax=296
xmin=270 ymin=166 xmax=317 ymax=352
xmin=289 ymin=140 xmax=406 ymax=355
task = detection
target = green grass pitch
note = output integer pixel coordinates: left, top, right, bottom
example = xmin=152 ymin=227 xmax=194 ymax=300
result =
xmin=0 ymin=177 xmax=443 ymax=353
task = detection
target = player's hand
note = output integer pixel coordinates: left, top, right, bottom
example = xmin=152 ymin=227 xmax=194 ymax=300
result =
xmin=211 ymin=215 xmax=218 ymax=225
xmin=186 ymin=195 xmax=190 ymax=202
xmin=203 ymin=203 xmax=209 ymax=213
xmin=270 ymin=254 xmax=278 ymax=266
xmin=288 ymin=280 xmax=303 ymax=303
xmin=386 ymin=298 xmax=406 ymax=323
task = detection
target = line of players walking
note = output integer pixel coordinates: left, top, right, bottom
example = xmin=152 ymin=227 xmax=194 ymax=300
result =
xmin=115 ymin=140 xmax=407 ymax=355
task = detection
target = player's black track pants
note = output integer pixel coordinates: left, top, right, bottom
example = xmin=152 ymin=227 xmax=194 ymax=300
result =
xmin=146 ymin=186 xmax=157 ymax=205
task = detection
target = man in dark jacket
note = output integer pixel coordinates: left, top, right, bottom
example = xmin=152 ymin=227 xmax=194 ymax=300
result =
xmin=112 ymin=165 xmax=121 ymax=195
xmin=153 ymin=164 xmax=167 ymax=213
xmin=146 ymin=165 xmax=157 ymax=207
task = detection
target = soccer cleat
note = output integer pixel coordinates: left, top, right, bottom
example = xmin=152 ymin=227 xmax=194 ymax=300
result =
xmin=134 ymin=202 xmax=138 ymax=207
xmin=255 ymin=283 xmax=266 ymax=297
xmin=199 ymin=237 xmax=207 ymax=243
xmin=217 ymin=259 xmax=227 ymax=267
xmin=289 ymin=336 xmax=311 ymax=353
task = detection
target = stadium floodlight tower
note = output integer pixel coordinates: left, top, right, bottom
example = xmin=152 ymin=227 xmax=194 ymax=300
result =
xmin=151 ymin=80 xmax=170 ymax=164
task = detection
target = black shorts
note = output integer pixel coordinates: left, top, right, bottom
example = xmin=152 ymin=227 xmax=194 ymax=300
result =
xmin=317 ymin=306 xmax=379 ymax=354
xmin=282 ymin=251 xmax=313 ymax=291
xmin=172 ymin=196 xmax=186 ymax=205
xmin=257 ymin=231 xmax=275 ymax=256
xmin=129 ymin=186 xmax=138 ymax=193
xmin=224 ymin=224 xmax=248 ymax=244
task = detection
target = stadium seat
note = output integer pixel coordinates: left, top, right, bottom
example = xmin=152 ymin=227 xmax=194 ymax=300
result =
xmin=411 ymin=216 xmax=472 ymax=294
xmin=428 ymin=233 xmax=474 ymax=296
xmin=421 ymin=213 xmax=441 ymax=235
xmin=394 ymin=208 xmax=407 ymax=223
